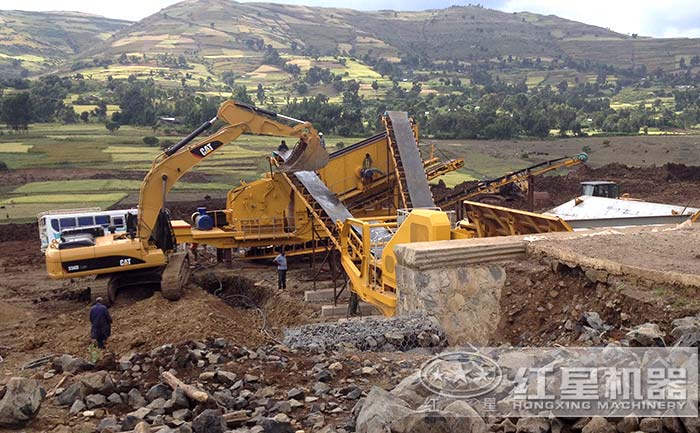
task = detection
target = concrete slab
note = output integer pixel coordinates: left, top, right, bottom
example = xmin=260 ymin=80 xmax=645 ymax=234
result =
xmin=304 ymin=288 xmax=349 ymax=303
xmin=321 ymin=302 xmax=381 ymax=318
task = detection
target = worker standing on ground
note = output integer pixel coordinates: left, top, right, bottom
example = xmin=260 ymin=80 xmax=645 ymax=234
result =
xmin=89 ymin=297 xmax=112 ymax=349
xmin=273 ymin=248 xmax=288 ymax=290
xmin=319 ymin=132 xmax=326 ymax=149
xmin=278 ymin=140 xmax=289 ymax=152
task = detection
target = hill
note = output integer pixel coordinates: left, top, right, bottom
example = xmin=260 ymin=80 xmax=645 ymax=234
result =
xmin=77 ymin=0 xmax=700 ymax=71
xmin=33 ymin=0 xmax=694 ymax=102
xmin=0 ymin=10 xmax=131 ymax=78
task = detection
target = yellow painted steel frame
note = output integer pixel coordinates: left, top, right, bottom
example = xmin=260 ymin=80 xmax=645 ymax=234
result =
xmin=459 ymin=200 xmax=573 ymax=237
xmin=338 ymin=209 xmax=452 ymax=316
xmin=692 ymin=210 xmax=700 ymax=223
xmin=173 ymin=123 xmax=461 ymax=255
xmin=425 ymin=159 xmax=465 ymax=180
xmin=438 ymin=153 xmax=588 ymax=208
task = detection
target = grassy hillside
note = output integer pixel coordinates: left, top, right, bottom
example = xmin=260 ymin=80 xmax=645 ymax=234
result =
xmin=1 ymin=1 xmax=698 ymax=92
xmin=0 ymin=10 xmax=131 ymax=77
xmin=76 ymin=0 xmax=700 ymax=71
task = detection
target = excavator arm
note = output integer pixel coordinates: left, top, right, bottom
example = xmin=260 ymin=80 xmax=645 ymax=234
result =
xmin=137 ymin=100 xmax=327 ymax=244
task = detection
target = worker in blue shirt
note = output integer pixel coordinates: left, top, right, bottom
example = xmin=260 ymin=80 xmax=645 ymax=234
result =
xmin=273 ymin=248 xmax=288 ymax=290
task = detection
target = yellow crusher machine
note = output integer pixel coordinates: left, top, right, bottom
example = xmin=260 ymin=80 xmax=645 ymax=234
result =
xmin=171 ymin=113 xmax=464 ymax=257
xmin=45 ymin=100 xmax=330 ymax=304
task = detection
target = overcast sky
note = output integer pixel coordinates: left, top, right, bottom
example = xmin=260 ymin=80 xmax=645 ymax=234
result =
xmin=2 ymin=0 xmax=700 ymax=38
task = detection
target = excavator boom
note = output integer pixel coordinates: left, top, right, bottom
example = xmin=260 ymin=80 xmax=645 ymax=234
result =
xmin=137 ymin=100 xmax=326 ymax=245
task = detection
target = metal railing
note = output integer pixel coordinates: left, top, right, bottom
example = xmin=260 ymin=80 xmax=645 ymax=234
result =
xmin=338 ymin=216 xmax=399 ymax=316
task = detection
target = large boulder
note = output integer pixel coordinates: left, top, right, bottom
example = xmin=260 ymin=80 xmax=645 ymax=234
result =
xmin=390 ymin=371 xmax=432 ymax=409
xmin=390 ymin=400 xmax=486 ymax=433
xmin=192 ymin=409 xmax=226 ymax=433
xmin=52 ymin=354 xmax=93 ymax=374
xmin=516 ymin=417 xmax=550 ymax=433
xmin=625 ymin=323 xmax=665 ymax=346
xmin=77 ymin=371 xmax=115 ymax=394
xmin=671 ymin=315 xmax=700 ymax=347
xmin=355 ymin=387 xmax=413 ymax=433
xmin=0 ymin=377 xmax=45 ymax=427
xmin=56 ymin=382 xmax=87 ymax=406
xmin=681 ymin=416 xmax=700 ymax=433
xmin=582 ymin=417 xmax=616 ymax=433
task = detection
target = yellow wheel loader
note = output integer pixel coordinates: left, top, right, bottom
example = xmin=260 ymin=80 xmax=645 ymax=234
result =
xmin=44 ymin=100 xmax=328 ymax=305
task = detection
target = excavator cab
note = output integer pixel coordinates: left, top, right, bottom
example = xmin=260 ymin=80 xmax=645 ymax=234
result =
xmin=581 ymin=181 xmax=620 ymax=199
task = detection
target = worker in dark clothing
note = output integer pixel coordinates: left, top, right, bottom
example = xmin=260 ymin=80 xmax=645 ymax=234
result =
xmin=89 ymin=297 xmax=112 ymax=349
xmin=278 ymin=140 xmax=289 ymax=152
xmin=273 ymin=248 xmax=287 ymax=291
xmin=360 ymin=153 xmax=383 ymax=186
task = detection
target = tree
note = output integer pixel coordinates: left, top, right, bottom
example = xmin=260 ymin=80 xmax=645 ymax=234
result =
xmin=143 ymin=136 xmax=159 ymax=146
xmin=105 ymin=121 xmax=120 ymax=134
xmin=231 ymin=85 xmax=253 ymax=104
xmin=60 ymin=106 xmax=78 ymax=124
xmin=1 ymin=92 xmax=32 ymax=131
xmin=371 ymin=80 xmax=379 ymax=92
xmin=256 ymin=83 xmax=265 ymax=104
xmin=80 ymin=111 xmax=90 ymax=123
xmin=30 ymin=75 xmax=68 ymax=122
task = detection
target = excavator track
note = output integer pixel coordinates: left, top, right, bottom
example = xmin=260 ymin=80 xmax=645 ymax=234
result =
xmin=89 ymin=275 xmax=116 ymax=306
xmin=161 ymin=251 xmax=192 ymax=301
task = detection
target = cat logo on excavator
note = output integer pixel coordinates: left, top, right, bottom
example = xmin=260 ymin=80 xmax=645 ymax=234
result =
xmin=191 ymin=140 xmax=223 ymax=158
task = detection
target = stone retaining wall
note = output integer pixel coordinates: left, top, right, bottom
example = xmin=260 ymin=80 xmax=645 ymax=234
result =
xmin=394 ymin=237 xmax=525 ymax=344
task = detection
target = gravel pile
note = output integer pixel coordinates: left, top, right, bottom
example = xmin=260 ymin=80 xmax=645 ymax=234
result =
xmin=283 ymin=313 xmax=447 ymax=352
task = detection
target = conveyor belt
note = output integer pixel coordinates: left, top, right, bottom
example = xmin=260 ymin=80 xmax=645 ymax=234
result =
xmin=294 ymin=171 xmax=353 ymax=224
xmin=294 ymin=171 xmax=392 ymax=248
xmin=385 ymin=111 xmax=435 ymax=208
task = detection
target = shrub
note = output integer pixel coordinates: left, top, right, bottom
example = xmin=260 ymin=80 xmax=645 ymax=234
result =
xmin=582 ymin=145 xmax=592 ymax=153
xmin=143 ymin=136 xmax=160 ymax=146
xmin=0 ymin=161 xmax=8 ymax=171
xmin=335 ymin=142 xmax=345 ymax=150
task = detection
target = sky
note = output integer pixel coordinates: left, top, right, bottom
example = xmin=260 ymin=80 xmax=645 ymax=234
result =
xmin=1 ymin=0 xmax=699 ymax=38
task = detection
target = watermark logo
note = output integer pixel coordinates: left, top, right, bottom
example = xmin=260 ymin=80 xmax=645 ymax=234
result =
xmin=417 ymin=347 xmax=698 ymax=417
xmin=419 ymin=350 xmax=503 ymax=399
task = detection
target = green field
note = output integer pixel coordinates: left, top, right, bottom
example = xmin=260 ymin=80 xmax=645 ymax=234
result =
xmin=0 ymin=123 xmax=366 ymax=222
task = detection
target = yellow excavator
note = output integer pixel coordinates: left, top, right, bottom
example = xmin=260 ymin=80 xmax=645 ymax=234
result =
xmin=44 ymin=100 xmax=328 ymax=304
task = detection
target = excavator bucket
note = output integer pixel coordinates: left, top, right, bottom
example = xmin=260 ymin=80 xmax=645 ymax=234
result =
xmin=277 ymin=137 xmax=329 ymax=173
xmin=216 ymin=100 xmax=329 ymax=173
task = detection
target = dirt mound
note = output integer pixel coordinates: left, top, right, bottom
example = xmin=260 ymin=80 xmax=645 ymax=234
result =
xmin=0 ymin=222 xmax=38 ymax=242
xmin=493 ymin=259 xmax=699 ymax=346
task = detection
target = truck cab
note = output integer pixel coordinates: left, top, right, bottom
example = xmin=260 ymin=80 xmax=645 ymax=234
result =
xmin=580 ymin=181 xmax=620 ymax=199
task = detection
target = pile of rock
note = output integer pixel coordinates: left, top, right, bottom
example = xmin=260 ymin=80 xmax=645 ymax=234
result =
xmin=355 ymin=372 xmax=700 ymax=433
xmin=283 ymin=313 xmax=446 ymax=352
xmin=23 ymin=338 xmax=423 ymax=432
